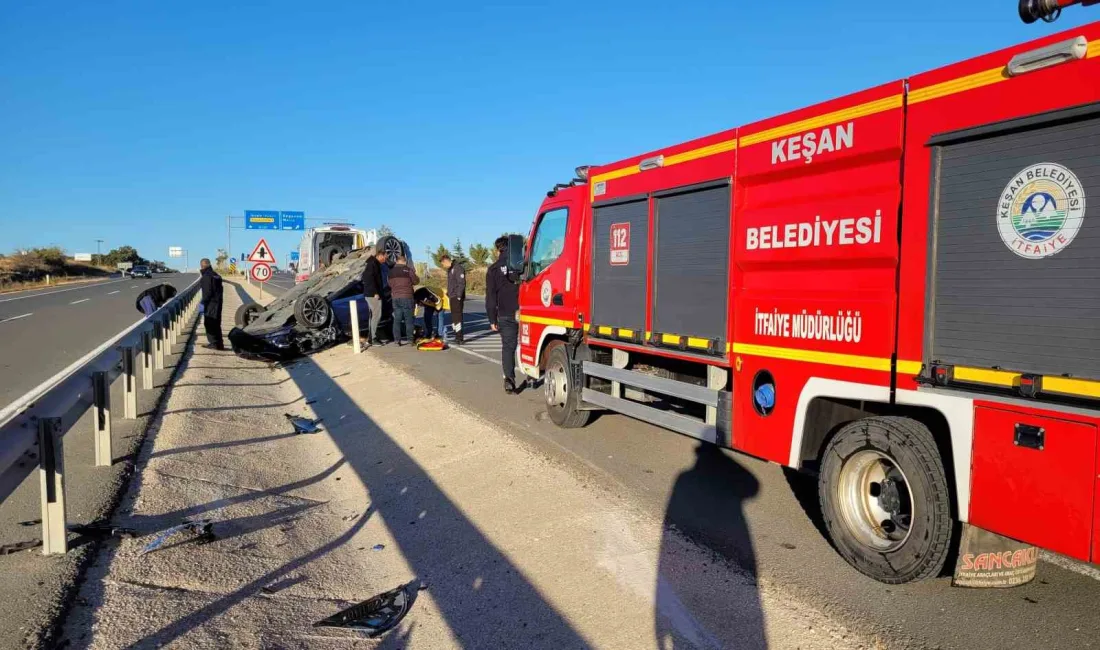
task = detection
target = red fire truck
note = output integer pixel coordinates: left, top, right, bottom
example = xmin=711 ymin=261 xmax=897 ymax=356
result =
xmin=511 ymin=12 xmax=1100 ymax=583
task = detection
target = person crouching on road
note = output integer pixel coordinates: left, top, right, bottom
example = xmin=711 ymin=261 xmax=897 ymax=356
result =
xmin=135 ymin=283 xmax=178 ymax=317
xmin=361 ymin=248 xmax=387 ymax=347
xmin=199 ymin=258 xmax=225 ymax=351
xmin=486 ymin=236 xmax=522 ymax=394
xmin=440 ymin=254 xmax=466 ymax=344
xmin=414 ymin=286 xmax=441 ymax=340
xmin=387 ymin=254 xmax=419 ymax=347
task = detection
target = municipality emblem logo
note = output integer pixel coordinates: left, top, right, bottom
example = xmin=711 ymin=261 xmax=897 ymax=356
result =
xmin=998 ymin=162 xmax=1085 ymax=259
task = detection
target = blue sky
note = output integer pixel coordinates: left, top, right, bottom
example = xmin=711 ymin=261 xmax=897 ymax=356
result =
xmin=0 ymin=1 xmax=1091 ymax=268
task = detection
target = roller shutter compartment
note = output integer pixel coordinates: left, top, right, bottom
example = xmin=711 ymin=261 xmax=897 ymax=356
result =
xmin=652 ymin=183 xmax=731 ymax=347
xmin=929 ymin=110 xmax=1100 ymax=380
xmin=591 ymin=198 xmax=649 ymax=334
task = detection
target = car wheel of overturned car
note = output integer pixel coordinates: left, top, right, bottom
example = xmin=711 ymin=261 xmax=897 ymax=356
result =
xmin=818 ymin=416 xmax=953 ymax=584
xmin=544 ymin=343 xmax=591 ymax=428
xmin=377 ymin=235 xmax=403 ymax=268
xmin=294 ymin=294 xmax=332 ymax=330
xmin=235 ymin=303 xmax=264 ymax=328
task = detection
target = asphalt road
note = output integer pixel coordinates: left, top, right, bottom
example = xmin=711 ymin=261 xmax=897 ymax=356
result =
xmin=0 ymin=273 xmax=198 ymax=407
xmin=350 ymin=297 xmax=1100 ymax=650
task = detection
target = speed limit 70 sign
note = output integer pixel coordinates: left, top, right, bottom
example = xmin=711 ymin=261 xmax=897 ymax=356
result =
xmin=610 ymin=222 xmax=630 ymax=266
xmin=250 ymin=262 xmax=272 ymax=283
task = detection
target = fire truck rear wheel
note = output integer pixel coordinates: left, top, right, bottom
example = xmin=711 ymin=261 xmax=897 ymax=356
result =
xmin=819 ymin=416 xmax=952 ymax=584
xmin=544 ymin=343 xmax=590 ymax=428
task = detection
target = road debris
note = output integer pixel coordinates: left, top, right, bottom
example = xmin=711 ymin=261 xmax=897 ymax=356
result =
xmin=312 ymin=580 xmax=421 ymax=637
xmin=140 ymin=519 xmax=215 ymax=555
xmin=285 ymin=413 xmax=323 ymax=434
xmin=69 ymin=523 xmax=137 ymax=540
xmin=0 ymin=539 xmax=41 ymax=555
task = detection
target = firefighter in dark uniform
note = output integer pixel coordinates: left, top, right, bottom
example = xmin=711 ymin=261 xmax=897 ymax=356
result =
xmin=486 ymin=236 xmax=523 ymax=394
xmin=199 ymin=258 xmax=225 ymax=350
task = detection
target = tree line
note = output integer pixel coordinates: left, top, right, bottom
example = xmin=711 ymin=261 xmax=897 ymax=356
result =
xmin=424 ymin=234 xmax=526 ymax=269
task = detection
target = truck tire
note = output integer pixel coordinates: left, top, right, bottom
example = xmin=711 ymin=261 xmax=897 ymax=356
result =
xmin=819 ymin=416 xmax=953 ymax=584
xmin=235 ymin=302 xmax=264 ymax=328
xmin=294 ymin=294 xmax=332 ymax=330
xmin=544 ymin=343 xmax=590 ymax=428
xmin=377 ymin=235 xmax=403 ymax=268
xmin=318 ymin=245 xmax=342 ymax=268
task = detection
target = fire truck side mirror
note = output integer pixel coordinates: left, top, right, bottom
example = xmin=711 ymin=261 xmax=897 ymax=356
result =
xmin=506 ymin=234 xmax=526 ymax=276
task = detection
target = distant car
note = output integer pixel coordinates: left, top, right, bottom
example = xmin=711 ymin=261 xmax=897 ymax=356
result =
xmin=128 ymin=265 xmax=153 ymax=279
xmin=228 ymin=238 xmax=413 ymax=360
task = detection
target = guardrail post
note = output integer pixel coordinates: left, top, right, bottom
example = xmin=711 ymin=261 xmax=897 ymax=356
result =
xmin=121 ymin=345 xmax=137 ymax=419
xmin=154 ymin=320 xmax=165 ymax=370
xmin=141 ymin=330 xmax=154 ymax=390
xmin=166 ymin=306 xmax=174 ymax=347
xmin=168 ymin=306 xmax=178 ymax=347
xmin=38 ymin=417 xmax=68 ymax=555
xmin=350 ymin=300 xmax=361 ymax=354
xmin=173 ymin=304 xmax=181 ymax=343
xmin=92 ymin=370 xmax=113 ymax=466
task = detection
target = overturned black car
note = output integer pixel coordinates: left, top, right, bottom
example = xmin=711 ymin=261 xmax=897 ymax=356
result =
xmin=228 ymin=235 xmax=412 ymax=361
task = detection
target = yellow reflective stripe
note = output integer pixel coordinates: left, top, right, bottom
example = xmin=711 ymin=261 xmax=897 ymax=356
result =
xmin=664 ymin=138 xmax=738 ymax=166
xmin=737 ymin=94 xmax=903 ymax=147
xmin=617 ymin=328 xmax=634 ymax=338
xmin=953 ymin=366 xmax=1018 ymax=387
xmin=597 ymin=325 xmax=613 ymax=335
xmin=590 ymin=138 xmax=737 ymax=197
xmin=518 ymin=314 xmax=574 ymax=328
xmin=910 ymin=39 xmax=1100 ymax=105
xmin=686 ymin=337 xmax=711 ymax=349
xmin=908 ymin=67 xmax=1009 ymax=104
xmin=1043 ymin=376 xmax=1100 ymax=399
xmin=732 ymin=342 xmax=896 ymax=373
xmin=660 ymin=333 xmax=680 ymax=345
xmin=583 ymin=323 xmax=591 ymax=332
xmin=896 ymin=359 xmax=924 ymax=375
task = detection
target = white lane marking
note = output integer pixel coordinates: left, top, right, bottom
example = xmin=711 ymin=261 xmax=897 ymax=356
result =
xmin=0 ymin=313 xmax=32 ymax=324
xmin=70 ymin=298 xmax=90 ymax=305
xmin=107 ymin=290 xmax=120 ymax=295
xmin=1041 ymin=551 xmax=1100 ymax=582
xmin=0 ymin=278 xmax=125 ymax=303
xmin=452 ymin=344 xmax=499 ymax=364
xmin=131 ymin=285 xmax=139 ymax=289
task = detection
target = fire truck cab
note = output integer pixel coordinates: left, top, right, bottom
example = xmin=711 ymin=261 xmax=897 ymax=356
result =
xmin=515 ymin=22 xmax=1100 ymax=584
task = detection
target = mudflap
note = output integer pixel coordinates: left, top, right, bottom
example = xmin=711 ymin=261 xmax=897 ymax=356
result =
xmin=952 ymin=523 xmax=1039 ymax=588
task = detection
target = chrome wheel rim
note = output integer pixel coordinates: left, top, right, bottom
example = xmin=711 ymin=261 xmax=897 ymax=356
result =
xmin=836 ymin=450 xmax=913 ymax=551
xmin=545 ymin=358 xmax=568 ymax=409
xmin=383 ymin=238 xmax=403 ymax=265
xmin=299 ymin=296 xmax=329 ymax=327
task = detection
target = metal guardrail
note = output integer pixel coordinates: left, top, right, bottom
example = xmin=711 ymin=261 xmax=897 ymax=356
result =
xmin=0 ymin=280 xmax=201 ymax=554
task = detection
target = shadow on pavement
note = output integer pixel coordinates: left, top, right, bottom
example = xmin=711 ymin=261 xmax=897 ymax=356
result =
xmin=109 ymin=284 xmax=591 ymax=648
xmin=657 ymin=443 xmax=766 ymax=649
xmin=273 ymin=354 xmax=591 ymax=647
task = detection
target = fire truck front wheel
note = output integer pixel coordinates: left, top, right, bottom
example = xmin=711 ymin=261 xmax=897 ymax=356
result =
xmin=544 ymin=343 xmax=590 ymax=428
xmin=819 ymin=416 xmax=953 ymax=584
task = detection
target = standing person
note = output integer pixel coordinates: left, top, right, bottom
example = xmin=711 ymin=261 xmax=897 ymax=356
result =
xmin=387 ymin=254 xmax=419 ymax=347
xmin=361 ymin=249 xmax=387 ymax=347
xmin=199 ymin=258 xmax=225 ymax=350
xmin=486 ymin=237 xmax=522 ymax=394
xmin=441 ymin=254 xmax=466 ymax=344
